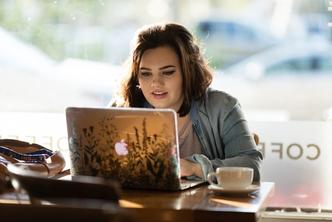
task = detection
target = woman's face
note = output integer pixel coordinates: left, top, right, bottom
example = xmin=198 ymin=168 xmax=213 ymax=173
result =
xmin=138 ymin=46 xmax=184 ymax=112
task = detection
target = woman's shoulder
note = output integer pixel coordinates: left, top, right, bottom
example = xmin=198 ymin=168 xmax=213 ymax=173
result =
xmin=205 ymin=88 xmax=239 ymax=108
xmin=193 ymin=88 xmax=241 ymax=120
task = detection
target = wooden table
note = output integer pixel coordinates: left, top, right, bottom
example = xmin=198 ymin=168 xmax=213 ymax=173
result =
xmin=0 ymin=182 xmax=274 ymax=222
xmin=119 ymin=182 xmax=274 ymax=222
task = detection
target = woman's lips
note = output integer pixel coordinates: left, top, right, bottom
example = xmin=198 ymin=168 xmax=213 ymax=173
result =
xmin=151 ymin=91 xmax=167 ymax=99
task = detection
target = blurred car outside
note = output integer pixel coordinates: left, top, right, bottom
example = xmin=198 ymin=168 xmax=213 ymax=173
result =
xmin=0 ymin=26 xmax=55 ymax=75
xmin=49 ymin=58 xmax=124 ymax=106
xmin=195 ymin=16 xmax=281 ymax=69
xmin=0 ymin=26 xmax=122 ymax=112
xmin=211 ymin=38 xmax=332 ymax=121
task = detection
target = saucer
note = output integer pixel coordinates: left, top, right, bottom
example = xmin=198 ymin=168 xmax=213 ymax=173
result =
xmin=208 ymin=184 xmax=260 ymax=195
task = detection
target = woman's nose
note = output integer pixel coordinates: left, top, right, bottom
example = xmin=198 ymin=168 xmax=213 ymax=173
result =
xmin=151 ymin=74 xmax=164 ymax=86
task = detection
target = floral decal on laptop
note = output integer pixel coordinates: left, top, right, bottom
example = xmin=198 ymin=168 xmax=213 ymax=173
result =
xmin=68 ymin=115 xmax=180 ymax=190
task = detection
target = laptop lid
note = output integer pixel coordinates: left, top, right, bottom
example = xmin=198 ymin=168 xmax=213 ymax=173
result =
xmin=66 ymin=107 xmax=186 ymax=190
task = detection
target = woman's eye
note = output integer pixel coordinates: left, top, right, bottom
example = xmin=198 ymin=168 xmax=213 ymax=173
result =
xmin=140 ymin=72 xmax=151 ymax=77
xmin=162 ymin=70 xmax=175 ymax=76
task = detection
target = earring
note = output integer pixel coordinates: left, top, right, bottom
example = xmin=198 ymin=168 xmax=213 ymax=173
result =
xmin=136 ymin=84 xmax=141 ymax=89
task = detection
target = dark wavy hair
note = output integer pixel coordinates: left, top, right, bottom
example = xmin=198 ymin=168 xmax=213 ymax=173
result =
xmin=117 ymin=22 xmax=213 ymax=116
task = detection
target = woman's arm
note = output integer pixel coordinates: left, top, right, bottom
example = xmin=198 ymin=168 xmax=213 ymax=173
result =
xmin=180 ymin=158 xmax=203 ymax=178
xmin=186 ymin=100 xmax=263 ymax=181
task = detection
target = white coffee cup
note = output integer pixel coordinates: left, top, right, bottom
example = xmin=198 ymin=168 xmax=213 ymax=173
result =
xmin=207 ymin=167 xmax=253 ymax=189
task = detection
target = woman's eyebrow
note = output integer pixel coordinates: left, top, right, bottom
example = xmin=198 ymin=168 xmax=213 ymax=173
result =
xmin=160 ymin=65 xmax=176 ymax=70
xmin=139 ymin=67 xmax=151 ymax=71
xmin=140 ymin=65 xmax=176 ymax=70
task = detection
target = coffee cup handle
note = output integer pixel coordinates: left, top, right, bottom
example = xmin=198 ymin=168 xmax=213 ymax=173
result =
xmin=207 ymin=172 xmax=218 ymax=186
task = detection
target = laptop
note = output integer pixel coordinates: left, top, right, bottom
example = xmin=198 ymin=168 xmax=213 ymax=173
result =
xmin=66 ymin=107 xmax=205 ymax=191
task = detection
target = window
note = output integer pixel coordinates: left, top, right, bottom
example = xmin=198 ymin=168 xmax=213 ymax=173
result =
xmin=1 ymin=1 xmax=332 ymax=217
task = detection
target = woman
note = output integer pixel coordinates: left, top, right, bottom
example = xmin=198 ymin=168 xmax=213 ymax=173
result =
xmin=112 ymin=22 xmax=263 ymax=182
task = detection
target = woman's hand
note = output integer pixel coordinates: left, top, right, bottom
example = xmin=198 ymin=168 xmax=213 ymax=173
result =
xmin=180 ymin=159 xmax=203 ymax=178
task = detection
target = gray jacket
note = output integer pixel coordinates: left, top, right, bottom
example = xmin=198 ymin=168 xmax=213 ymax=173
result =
xmin=187 ymin=88 xmax=263 ymax=182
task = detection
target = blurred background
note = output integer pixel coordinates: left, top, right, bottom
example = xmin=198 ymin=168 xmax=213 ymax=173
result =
xmin=1 ymin=0 xmax=331 ymax=121
xmin=1 ymin=0 xmax=332 ymax=217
